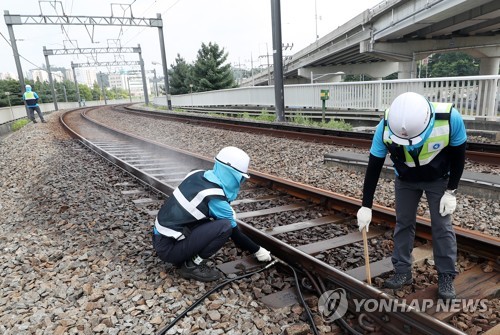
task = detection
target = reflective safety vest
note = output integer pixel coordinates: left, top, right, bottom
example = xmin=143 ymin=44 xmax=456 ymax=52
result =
xmin=24 ymin=91 xmax=38 ymax=106
xmin=383 ymin=102 xmax=453 ymax=182
xmin=155 ymin=170 xmax=226 ymax=240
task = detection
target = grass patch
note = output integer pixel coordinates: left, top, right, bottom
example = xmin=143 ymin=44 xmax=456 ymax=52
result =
xmin=254 ymin=109 xmax=276 ymax=122
xmin=292 ymin=113 xmax=315 ymax=126
xmin=322 ymin=119 xmax=353 ymax=131
xmin=11 ymin=119 xmax=30 ymax=131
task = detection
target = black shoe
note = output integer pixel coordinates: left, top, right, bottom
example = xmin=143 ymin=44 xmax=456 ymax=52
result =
xmin=177 ymin=260 xmax=220 ymax=282
xmin=384 ymin=272 xmax=413 ymax=289
xmin=41 ymin=120 xmax=47 ymax=123
xmin=32 ymin=119 xmax=37 ymax=123
xmin=438 ymin=273 xmax=456 ymax=300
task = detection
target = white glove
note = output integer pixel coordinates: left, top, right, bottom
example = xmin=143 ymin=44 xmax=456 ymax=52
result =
xmin=255 ymin=247 xmax=272 ymax=262
xmin=357 ymin=207 xmax=372 ymax=232
xmin=439 ymin=192 xmax=457 ymax=216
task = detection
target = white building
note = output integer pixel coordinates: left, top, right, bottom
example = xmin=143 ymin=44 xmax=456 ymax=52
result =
xmin=127 ymin=76 xmax=145 ymax=96
xmin=27 ymin=69 xmax=65 ymax=82
xmin=28 ymin=69 xmax=49 ymax=82
xmin=108 ymin=73 xmax=128 ymax=90
xmin=75 ymin=68 xmax=98 ymax=87
xmin=0 ymin=72 xmax=18 ymax=80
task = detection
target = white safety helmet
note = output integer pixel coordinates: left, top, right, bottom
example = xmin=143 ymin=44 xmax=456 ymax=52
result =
xmin=25 ymin=85 xmax=31 ymax=89
xmin=215 ymin=146 xmax=250 ymax=178
xmin=387 ymin=92 xmax=432 ymax=146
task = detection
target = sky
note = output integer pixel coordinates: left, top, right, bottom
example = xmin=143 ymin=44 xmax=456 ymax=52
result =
xmin=0 ymin=0 xmax=382 ymax=78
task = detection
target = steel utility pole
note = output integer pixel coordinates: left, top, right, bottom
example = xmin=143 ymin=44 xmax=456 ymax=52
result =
xmin=271 ymin=0 xmax=285 ymax=122
xmin=43 ymin=46 xmax=58 ymax=111
xmin=157 ymin=13 xmax=172 ymax=110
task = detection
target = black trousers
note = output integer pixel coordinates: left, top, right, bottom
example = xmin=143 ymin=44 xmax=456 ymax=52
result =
xmin=152 ymin=219 xmax=232 ymax=265
xmin=27 ymin=106 xmax=45 ymax=121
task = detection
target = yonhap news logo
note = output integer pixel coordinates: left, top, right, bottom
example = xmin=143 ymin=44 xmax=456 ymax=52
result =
xmin=319 ymin=289 xmax=488 ymax=321
xmin=318 ymin=288 xmax=349 ymax=321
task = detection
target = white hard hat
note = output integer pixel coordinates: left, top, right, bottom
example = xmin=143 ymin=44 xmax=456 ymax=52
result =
xmin=215 ymin=146 xmax=250 ymax=178
xmin=387 ymin=92 xmax=432 ymax=146
xmin=25 ymin=85 xmax=31 ymax=89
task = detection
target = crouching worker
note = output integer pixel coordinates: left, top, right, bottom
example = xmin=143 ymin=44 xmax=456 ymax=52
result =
xmin=152 ymin=146 xmax=272 ymax=282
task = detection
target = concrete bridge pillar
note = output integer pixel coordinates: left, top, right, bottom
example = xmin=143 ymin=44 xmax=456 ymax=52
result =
xmin=479 ymin=57 xmax=500 ymax=75
xmin=397 ymin=62 xmax=413 ymax=79
xmin=478 ymin=57 xmax=500 ymax=120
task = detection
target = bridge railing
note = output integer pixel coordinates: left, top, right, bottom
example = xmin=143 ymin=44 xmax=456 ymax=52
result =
xmin=163 ymin=75 xmax=500 ymax=121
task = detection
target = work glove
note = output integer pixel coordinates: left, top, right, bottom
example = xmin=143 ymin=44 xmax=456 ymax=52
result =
xmin=357 ymin=206 xmax=372 ymax=232
xmin=254 ymin=247 xmax=272 ymax=262
xmin=439 ymin=192 xmax=457 ymax=216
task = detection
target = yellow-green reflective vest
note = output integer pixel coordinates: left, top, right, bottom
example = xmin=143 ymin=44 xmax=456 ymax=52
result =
xmin=382 ymin=102 xmax=453 ymax=181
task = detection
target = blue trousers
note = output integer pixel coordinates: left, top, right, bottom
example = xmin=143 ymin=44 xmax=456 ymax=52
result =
xmin=152 ymin=219 xmax=232 ymax=265
xmin=392 ymin=177 xmax=457 ymax=275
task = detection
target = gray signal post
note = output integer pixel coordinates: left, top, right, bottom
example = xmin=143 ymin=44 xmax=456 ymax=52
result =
xmin=4 ymin=10 xmax=172 ymax=110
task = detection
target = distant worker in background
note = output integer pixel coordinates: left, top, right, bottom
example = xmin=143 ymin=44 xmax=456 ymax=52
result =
xmin=152 ymin=146 xmax=272 ymax=282
xmin=22 ymin=85 xmax=46 ymax=123
xmin=357 ymin=92 xmax=467 ymax=300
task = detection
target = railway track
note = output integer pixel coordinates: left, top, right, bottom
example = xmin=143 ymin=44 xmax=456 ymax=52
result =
xmin=60 ymin=106 xmax=500 ymax=335
xmin=118 ymin=104 xmax=500 ymax=166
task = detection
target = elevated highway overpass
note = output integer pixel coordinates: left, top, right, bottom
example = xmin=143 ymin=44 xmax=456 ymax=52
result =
xmin=241 ymin=0 xmax=500 ymax=86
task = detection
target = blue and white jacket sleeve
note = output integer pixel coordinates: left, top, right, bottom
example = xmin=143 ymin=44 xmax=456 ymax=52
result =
xmin=208 ymin=198 xmax=237 ymax=227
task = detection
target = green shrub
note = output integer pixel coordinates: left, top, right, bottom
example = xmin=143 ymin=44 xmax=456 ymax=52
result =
xmin=11 ymin=119 xmax=30 ymax=131
xmin=292 ymin=113 xmax=315 ymax=126
xmin=255 ymin=109 xmax=276 ymax=122
xmin=323 ymin=119 xmax=353 ymax=131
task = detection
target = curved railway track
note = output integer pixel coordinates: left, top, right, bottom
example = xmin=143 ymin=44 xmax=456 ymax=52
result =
xmin=120 ymin=104 xmax=500 ymax=166
xmin=60 ymin=106 xmax=500 ymax=335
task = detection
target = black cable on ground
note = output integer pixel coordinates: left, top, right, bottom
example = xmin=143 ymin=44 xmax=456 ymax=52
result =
xmin=155 ymin=259 xmax=278 ymax=335
xmin=311 ymin=273 xmax=365 ymax=335
xmin=288 ymin=265 xmax=321 ymax=335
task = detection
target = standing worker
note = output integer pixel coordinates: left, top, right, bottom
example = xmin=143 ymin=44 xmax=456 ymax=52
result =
xmin=152 ymin=146 xmax=272 ymax=282
xmin=22 ymin=85 xmax=46 ymax=123
xmin=357 ymin=92 xmax=467 ymax=300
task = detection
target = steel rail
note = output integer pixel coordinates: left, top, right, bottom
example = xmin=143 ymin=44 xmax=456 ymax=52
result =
xmin=121 ymin=105 xmax=500 ymax=165
xmin=60 ymin=108 xmax=498 ymax=335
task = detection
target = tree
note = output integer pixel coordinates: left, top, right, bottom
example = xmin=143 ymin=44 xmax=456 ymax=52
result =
xmin=169 ymin=54 xmax=193 ymax=95
xmin=91 ymin=82 xmax=101 ymax=100
xmin=192 ymin=42 xmax=234 ymax=92
xmin=78 ymin=84 xmax=92 ymax=101
xmin=427 ymin=52 xmax=479 ymax=77
xmin=0 ymin=79 xmax=23 ymax=107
